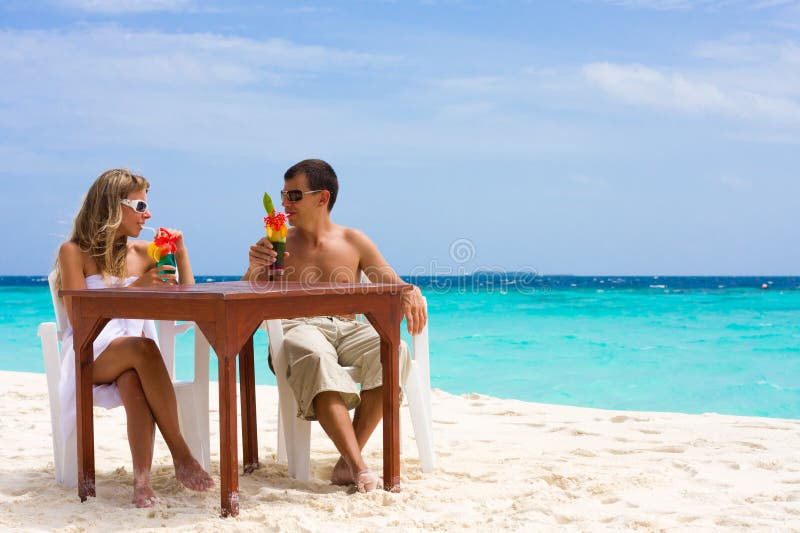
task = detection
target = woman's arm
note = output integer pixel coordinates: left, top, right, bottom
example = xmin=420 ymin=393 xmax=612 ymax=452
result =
xmin=57 ymin=242 xmax=88 ymax=327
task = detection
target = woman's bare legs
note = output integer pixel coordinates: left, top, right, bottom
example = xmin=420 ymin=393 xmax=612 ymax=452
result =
xmin=117 ymin=369 xmax=157 ymax=507
xmin=93 ymin=337 xmax=214 ymax=493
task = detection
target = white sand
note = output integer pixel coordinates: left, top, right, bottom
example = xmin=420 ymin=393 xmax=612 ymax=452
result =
xmin=1 ymin=370 xmax=799 ymax=532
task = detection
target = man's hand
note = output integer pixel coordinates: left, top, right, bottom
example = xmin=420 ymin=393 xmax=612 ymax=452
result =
xmin=402 ymin=286 xmax=427 ymax=335
xmin=248 ymin=237 xmax=277 ymax=270
xmin=244 ymin=237 xmax=289 ymax=281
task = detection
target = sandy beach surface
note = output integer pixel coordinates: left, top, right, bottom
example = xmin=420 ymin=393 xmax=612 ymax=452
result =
xmin=1 ymin=370 xmax=799 ymax=532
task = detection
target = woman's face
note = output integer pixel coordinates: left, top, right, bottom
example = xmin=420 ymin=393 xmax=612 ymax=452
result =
xmin=117 ymin=189 xmax=151 ymax=239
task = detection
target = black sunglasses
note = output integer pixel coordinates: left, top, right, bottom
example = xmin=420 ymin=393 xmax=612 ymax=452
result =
xmin=280 ymin=189 xmax=323 ymax=202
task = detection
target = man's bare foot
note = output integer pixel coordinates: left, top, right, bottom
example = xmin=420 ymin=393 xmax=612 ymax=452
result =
xmin=355 ymin=470 xmax=383 ymax=493
xmin=174 ymin=457 xmax=214 ymax=491
xmin=133 ymin=479 xmax=158 ymax=508
xmin=331 ymin=457 xmax=353 ymax=486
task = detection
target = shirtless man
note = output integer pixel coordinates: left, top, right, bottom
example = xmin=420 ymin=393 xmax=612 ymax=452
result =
xmin=242 ymin=159 xmax=427 ymax=492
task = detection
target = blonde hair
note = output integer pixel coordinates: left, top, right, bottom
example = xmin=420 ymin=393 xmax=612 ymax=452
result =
xmin=55 ymin=169 xmax=150 ymax=289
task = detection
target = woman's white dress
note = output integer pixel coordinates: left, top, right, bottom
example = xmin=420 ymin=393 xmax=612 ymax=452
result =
xmin=58 ymin=274 xmax=160 ymax=442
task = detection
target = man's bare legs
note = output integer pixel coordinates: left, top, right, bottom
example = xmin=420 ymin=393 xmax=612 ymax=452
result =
xmin=316 ymin=387 xmax=383 ymax=487
xmin=93 ymin=337 xmax=214 ymax=498
xmin=117 ymin=370 xmax=157 ymax=507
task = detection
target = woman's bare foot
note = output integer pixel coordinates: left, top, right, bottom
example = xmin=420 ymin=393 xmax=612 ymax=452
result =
xmin=174 ymin=457 xmax=214 ymax=491
xmin=331 ymin=457 xmax=353 ymax=486
xmin=133 ymin=475 xmax=158 ymax=508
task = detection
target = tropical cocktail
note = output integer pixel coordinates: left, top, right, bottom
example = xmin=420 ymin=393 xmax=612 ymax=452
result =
xmin=147 ymin=227 xmax=178 ymax=279
xmin=263 ymin=192 xmax=288 ymax=275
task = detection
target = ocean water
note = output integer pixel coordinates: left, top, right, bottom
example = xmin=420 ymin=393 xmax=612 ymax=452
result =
xmin=2 ymin=275 xmax=799 ymax=419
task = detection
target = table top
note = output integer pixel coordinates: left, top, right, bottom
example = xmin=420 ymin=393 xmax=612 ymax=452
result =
xmin=60 ymin=280 xmax=413 ymax=301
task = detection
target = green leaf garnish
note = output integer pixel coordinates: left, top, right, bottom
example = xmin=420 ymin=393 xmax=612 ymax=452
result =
xmin=263 ymin=192 xmax=275 ymax=215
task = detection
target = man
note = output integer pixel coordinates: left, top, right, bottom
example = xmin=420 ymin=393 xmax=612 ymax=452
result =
xmin=243 ymin=159 xmax=427 ymax=492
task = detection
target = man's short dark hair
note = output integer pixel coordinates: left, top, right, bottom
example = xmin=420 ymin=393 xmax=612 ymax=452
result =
xmin=284 ymin=159 xmax=339 ymax=212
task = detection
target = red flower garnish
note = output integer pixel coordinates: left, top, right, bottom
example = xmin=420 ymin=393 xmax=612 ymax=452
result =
xmin=264 ymin=213 xmax=287 ymax=232
xmin=153 ymin=227 xmax=178 ymax=254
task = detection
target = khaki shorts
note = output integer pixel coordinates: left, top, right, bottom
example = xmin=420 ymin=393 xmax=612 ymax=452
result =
xmin=281 ymin=316 xmax=410 ymax=420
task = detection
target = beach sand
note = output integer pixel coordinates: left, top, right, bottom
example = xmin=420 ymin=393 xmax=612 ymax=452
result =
xmin=1 ymin=370 xmax=799 ymax=532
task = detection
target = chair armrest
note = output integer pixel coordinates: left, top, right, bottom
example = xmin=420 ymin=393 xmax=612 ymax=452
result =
xmin=156 ymin=321 xmax=195 ymax=380
xmin=173 ymin=322 xmax=195 ymax=335
xmin=38 ymin=320 xmax=62 ymax=342
xmin=264 ymin=319 xmax=284 ymax=347
xmin=156 ymin=320 xmax=194 ymax=339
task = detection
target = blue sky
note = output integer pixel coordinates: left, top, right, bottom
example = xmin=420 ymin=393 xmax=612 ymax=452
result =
xmin=1 ymin=0 xmax=798 ymax=275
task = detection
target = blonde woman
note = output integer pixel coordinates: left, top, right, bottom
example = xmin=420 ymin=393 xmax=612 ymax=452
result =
xmin=56 ymin=169 xmax=213 ymax=507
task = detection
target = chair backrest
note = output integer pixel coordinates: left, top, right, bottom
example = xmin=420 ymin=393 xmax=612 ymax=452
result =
xmin=357 ymin=271 xmax=370 ymax=323
xmin=48 ymin=270 xmax=68 ymax=339
xmin=40 ymin=271 xmax=70 ymax=485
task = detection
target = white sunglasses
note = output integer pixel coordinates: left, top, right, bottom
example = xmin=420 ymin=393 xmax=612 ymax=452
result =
xmin=120 ymin=199 xmax=149 ymax=213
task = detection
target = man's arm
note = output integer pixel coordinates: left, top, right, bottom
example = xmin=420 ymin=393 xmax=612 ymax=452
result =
xmin=350 ymin=229 xmax=427 ymax=335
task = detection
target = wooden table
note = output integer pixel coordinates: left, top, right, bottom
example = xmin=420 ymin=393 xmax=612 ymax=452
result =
xmin=60 ymin=280 xmax=412 ymax=517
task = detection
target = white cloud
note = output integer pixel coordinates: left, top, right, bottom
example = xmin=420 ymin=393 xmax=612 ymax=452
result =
xmin=0 ymin=27 xmax=393 ymax=91
xmin=594 ymin=0 xmax=795 ymax=10
xmin=0 ymin=26 xmax=408 ymax=160
xmin=690 ymin=38 xmax=800 ymax=100
xmin=597 ymin=0 xmax=697 ymax=10
xmin=751 ymin=0 xmax=797 ymax=8
xmin=0 ymin=26 xmax=594 ymax=163
xmin=694 ymin=37 xmax=800 ymax=66
xmin=58 ymin=0 xmax=194 ymax=13
xmin=570 ymin=174 xmax=608 ymax=186
xmin=284 ymin=6 xmax=335 ymax=15
xmin=583 ymin=62 xmax=800 ymax=122
xmin=713 ymin=175 xmax=751 ymax=189
xmin=434 ymin=76 xmax=510 ymax=94
xmin=432 ymin=67 xmax=591 ymax=109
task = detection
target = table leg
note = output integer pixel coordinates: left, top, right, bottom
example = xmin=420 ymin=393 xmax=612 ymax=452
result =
xmin=218 ymin=355 xmax=240 ymax=517
xmin=239 ymin=334 xmax=259 ymax=473
xmin=381 ymin=332 xmax=401 ymax=492
xmin=74 ymin=321 xmax=96 ymax=501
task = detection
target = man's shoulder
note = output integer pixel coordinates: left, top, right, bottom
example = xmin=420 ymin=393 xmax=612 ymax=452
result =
xmin=337 ymin=225 xmax=369 ymax=242
xmin=336 ymin=225 xmax=375 ymax=250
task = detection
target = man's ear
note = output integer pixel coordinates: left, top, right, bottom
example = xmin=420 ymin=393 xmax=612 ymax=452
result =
xmin=319 ymin=190 xmax=331 ymax=209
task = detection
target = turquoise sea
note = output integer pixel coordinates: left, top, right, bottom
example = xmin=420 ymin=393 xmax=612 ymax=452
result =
xmin=2 ymin=275 xmax=799 ymax=419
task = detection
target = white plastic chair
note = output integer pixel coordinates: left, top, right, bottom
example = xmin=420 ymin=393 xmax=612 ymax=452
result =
xmin=265 ymin=273 xmax=435 ymax=481
xmin=37 ymin=271 xmax=211 ymax=487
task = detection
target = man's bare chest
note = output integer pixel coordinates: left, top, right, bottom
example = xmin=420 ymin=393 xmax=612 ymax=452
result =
xmin=284 ymin=242 xmax=360 ymax=283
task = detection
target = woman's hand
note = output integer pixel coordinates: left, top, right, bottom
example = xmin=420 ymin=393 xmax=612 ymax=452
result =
xmin=163 ymin=228 xmax=186 ymax=256
xmin=162 ymin=228 xmax=194 ymax=285
xmin=133 ymin=264 xmax=178 ymax=287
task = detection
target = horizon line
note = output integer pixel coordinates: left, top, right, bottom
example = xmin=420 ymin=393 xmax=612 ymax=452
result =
xmin=2 ymin=273 xmax=800 ymax=278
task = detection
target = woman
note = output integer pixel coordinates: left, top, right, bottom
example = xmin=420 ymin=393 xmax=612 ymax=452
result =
xmin=56 ymin=169 xmax=214 ymax=507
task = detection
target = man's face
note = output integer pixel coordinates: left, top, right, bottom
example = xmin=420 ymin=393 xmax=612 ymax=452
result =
xmin=282 ymin=173 xmax=323 ymax=226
